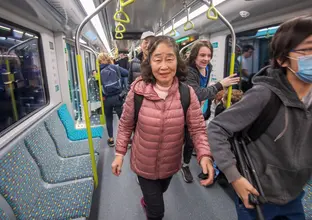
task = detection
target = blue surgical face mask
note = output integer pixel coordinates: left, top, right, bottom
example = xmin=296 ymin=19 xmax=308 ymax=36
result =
xmin=288 ymin=55 xmax=312 ymax=83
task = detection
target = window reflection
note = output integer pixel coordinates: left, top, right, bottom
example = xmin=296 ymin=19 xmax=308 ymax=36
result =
xmin=0 ymin=21 xmax=47 ymax=135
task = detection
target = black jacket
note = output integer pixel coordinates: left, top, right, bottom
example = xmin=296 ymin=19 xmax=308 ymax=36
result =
xmin=185 ymin=64 xmax=223 ymax=102
xmin=128 ymin=52 xmax=143 ymax=88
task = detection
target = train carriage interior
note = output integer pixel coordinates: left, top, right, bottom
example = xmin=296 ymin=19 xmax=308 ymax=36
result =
xmin=0 ymin=0 xmax=311 ymax=219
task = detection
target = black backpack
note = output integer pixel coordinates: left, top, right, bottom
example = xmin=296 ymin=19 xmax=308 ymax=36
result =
xmin=134 ymin=82 xmax=190 ymax=128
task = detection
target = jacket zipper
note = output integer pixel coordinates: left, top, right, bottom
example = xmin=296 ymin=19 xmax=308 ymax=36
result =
xmin=156 ymin=100 xmax=165 ymax=179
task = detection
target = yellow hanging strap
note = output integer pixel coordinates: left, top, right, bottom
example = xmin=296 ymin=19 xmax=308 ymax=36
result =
xmin=226 ymin=52 xmax=236 ymax=108
xmin=113 ymin=7 xmax=130 ymax=24
xmin=4 ymin=59 xmax=18 ymax=121
xmin=169 ymin=19 xmax=176 ymax=37
xmin=76 ymin=54 xmax=98 ymax=188
xmin=206 ymin=2 xmax=218 ymax=20
xmin=95 ymin=59 xmax=105 ymax=125
xmin=120 ymin=0 xmax=135 ymax=7
xmin=115 ymin=32 xmax=124 ymax=40
xmin=115 ymin=22 xmax=126 ymax=33
xmin=184 ymin=7 xmax=194 ymax=31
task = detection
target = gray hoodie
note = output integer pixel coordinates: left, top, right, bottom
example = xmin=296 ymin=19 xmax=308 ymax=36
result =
xmin=208 ymin=67 xmax=312 ymax=205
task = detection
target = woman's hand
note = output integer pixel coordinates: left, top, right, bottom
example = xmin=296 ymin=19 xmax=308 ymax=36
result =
xmin=220 ymin=74 xmax=240 ymax=88
xmin=112 ymin=155 xmax=124 ymax=176
xmin=231 ymin=176 xmax=260 ymax=209
xmin=199 ymin=156 xmax=215 ymax=186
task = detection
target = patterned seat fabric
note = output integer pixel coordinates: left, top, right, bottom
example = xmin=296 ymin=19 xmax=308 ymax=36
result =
xmin=303 ymin=180 xmax=312 ymax=219
xmin=57 ymin=104 xmax=103 ymax=141
xmin=24 ymin=123 xmax=99 ymax=183
xmin=0 ymin=143 xmax=93 ymax=219
xmin=45 ymin=111 xmax=101 ymax=157
xmin=0 ymin=209 xmax=9 ymax=220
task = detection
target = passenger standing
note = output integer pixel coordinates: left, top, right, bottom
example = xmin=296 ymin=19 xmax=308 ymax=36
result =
xmin=128 ymin=31 xmax=155 ymax=87
xmin=111 ymin=36 xmax=214 ymax=220
xmin=98 ymin=53 xmax=129 ymax=147
xmin=181 ymin=40 xmax=240 ymax=183
xmin=236 ymin=45 xmax=255 ymax=92
xmin=208 ymin=15 xmax=312 ymax=219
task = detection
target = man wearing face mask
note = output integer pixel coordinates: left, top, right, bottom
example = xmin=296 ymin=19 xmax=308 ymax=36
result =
xmin=208 ymin=15 xmax=312 ymax=219
xmin=128 ymin=31 xmax=155 ymax=88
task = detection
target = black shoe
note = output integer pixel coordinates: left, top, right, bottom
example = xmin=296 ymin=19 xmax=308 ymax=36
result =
xmin=192 ymin=149 xmax=197 ymax=156
xmin=181 ymin=165 xmax=193 ymax=183
xmin=107 ymin=138 xmax=115 ymax=147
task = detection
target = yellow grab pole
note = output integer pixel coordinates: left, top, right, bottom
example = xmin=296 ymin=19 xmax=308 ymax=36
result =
xmin=226 ymin=53 xmax=236 ymax=108
xmin=76 ymin=54 xmax=98 ymax=188
xmin=5 ymin=60 xmax=18 ymax=121
xmin=96 ymin=59 xmax=105 ymax=125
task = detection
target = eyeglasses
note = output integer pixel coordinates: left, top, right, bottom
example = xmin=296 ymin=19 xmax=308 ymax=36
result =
xmin=290 ymin=48 xmax=312 ymax=56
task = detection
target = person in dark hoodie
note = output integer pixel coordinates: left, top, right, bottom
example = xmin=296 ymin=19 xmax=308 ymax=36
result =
xmin=181 ymin=40 xmax=240 ymax=183
xmin=208 ymin=15 xmax=312 ymax=219
xmin=98 ymin=53 xmax=129 ymax=147
xmin=128 ymin=31 xmax=155 ymax=87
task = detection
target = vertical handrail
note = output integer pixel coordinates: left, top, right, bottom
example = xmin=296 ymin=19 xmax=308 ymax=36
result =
xmin=201 ymin=0 xmax=236 ymax=108
xmin=75 ymin=0 xmax=114 ymax=188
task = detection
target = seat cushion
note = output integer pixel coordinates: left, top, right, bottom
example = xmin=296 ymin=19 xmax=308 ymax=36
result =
xmin=45 ymin=112 xmax=101 ymax=157
xmin=57 ymin=104 xmax=103 ymax=141
xmin=24 ymin=123 xmax=99 ymax=183
xmin=29 ymin=180 xmax=94 ymax=219
xmin=0 ymin=208 xmax=10 ymax=220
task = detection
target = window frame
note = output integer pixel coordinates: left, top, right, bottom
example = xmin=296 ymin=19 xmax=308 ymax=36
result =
xmin=0 ymin=17 xmax=50 ymax=137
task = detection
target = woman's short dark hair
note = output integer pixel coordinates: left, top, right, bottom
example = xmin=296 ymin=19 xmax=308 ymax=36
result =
xmin=270 ymin=15 xmax=312 ymax=69
xmin=141 ymin=36 xmax=187 ymax=84
xmin=187 ymin=40 xmax=213 ymax=67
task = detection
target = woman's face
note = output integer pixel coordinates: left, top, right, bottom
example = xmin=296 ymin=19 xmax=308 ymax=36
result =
xmin=150 ymin=42 xmax=177 ymax=87
xmin=195 ymin=46 xmax=212 ymax=69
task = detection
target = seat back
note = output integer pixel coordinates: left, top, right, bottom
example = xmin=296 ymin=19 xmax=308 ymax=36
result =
xmin=24 ymin=123 xmax=60 ymax=182
xmin=44 ymin=111 xmax=71 ymax=156
xmin=0 ymin=142 xmax=42 ymax=219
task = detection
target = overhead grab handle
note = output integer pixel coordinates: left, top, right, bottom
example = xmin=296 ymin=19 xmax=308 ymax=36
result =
xmin=113 ymin=8 xmax=130 ymax=24
xmin=120 ymin=0 xmax=135 ymax=7
xmin=206 ymin=0 xmax=218 ymax=20
xmin=184 ymin=7 xmax=194 ymax=31
xmin=169 ymin=19 xmax=176 ymax=37
xmin=115 ymin=32 xmax=124 ymax=40
xmin=115 ymin=22 xmax=126 ymax=33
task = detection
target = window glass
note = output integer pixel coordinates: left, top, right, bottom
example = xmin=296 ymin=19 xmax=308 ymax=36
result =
xmin=0 ymin=20 xmax=48 ymax=135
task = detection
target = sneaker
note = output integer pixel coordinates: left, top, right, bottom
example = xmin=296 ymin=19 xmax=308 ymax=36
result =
xmin=192 ymin=149 xmax=197 ymax=156
xmin=140 ymin=197 xmax=147 ymax=219
xmin=181 ymin=165 xmax=193 ymax=183
xmin=107 ymin=138 xmax=115 ymax=147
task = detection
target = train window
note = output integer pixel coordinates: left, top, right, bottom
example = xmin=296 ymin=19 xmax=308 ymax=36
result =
xmin=0 ymin=20 xmax=48 ymax=136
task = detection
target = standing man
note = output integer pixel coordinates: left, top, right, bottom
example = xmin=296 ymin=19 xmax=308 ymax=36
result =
xmin=128 ymin=31 xmax=155 ymax=87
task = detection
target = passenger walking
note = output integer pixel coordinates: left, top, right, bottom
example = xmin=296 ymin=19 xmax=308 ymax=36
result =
xmin=111 ymin=36 xmax=214 ymax=220
xmin=98 ymin=53 xmax=129 ymax=147
xmin=182 ymin=40 xmax=240 ymax=183
xmin=208 ymin=15 xmax=312 ymax=220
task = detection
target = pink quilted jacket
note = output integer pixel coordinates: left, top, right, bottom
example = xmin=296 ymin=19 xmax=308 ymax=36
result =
xmin=116 ymin=77 xmax=211 ymax=180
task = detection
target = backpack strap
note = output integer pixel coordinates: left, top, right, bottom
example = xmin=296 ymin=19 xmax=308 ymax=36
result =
xmin=179 ymin=82 xmax=190 ymax=124
xmin=245 ymin=92 xmax=282 ymax=142
xmin=134 ymin=93 xmax=144 ymax=130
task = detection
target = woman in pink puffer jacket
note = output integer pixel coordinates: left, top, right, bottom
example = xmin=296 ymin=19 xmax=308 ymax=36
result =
xmin=112 ymin=36 xmax=214 ymax=220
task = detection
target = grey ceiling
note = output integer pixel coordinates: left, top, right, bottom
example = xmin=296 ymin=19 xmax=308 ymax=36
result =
xmin=100 ymin=0 xmax=312 ymax=51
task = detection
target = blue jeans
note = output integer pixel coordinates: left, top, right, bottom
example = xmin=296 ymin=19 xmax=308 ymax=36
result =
xmin=235 ymin=191 xmax=306 ymax=220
